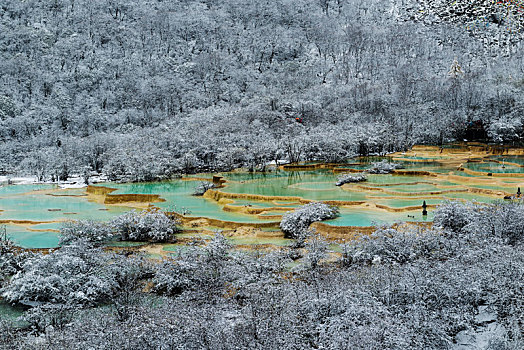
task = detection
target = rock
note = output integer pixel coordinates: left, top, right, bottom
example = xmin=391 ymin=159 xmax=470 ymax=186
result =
xmin=475 ymin=305 xmax=497 ymax=325
xmin=454 ymin=322 xmax=506 ymax=349
xmin=189 ymin=219 xmax=208 ymax=227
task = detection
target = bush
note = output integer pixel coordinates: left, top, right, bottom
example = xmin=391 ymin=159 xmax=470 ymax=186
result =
xmin=367 ymin=161 xmax=404 ymax=174
xmin=489 ymin=201 xmax=524 ymax=245
xmin=0 ymin=228 xmax=33 ymax=283
xmin=433 ymin=200 xmax=480 ymax=233
xmin=1 ymin=241 xmax=114 ymax=306
xmin=434 ymin=200 xmax=524 ymax=245
xmin=463 ymin=200 xmax=524 ymax=245
xmin=153 ymin=234 xmax=232 ymax=297
xmin=335 ymin=173 xmax=367 ymax=186
xmin=111 ymin=209 xmax=180 ymax=242
xmin=280 ymin=202 xmax=339 ymax=239
xmin=23 ymin=303 xmax=75 ymax=332
xmin=340 ymin=226 xmax=457 ymax=266
xmin=60 ymin=209 xmax=181 ymax=245
xmin=59 ymin=220 xmax=115 ymax=246
xmin=304 ymin=234 xmax=329 ymax=269
xmin=153 ymin=260 xmax=196 ymax=297
xmin=1 ymin=240 xmax=151 ymax=311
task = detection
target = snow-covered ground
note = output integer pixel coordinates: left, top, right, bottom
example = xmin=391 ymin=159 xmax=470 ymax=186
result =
xmin=0 ymin=174 xmax=109 ymax=187
xmin=266 ymin=160 xmax=290 ymax=166
xmin=0 ymin=176 xmax=38 ymax=185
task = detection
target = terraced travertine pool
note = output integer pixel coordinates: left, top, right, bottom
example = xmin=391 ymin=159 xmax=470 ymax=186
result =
xmin=1 ymin=144 xmax=523 ymax=248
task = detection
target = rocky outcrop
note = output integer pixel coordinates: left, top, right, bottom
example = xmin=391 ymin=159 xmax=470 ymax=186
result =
xmin=87 ymin=185 xmax=165 ymax=204
xmin=401 ymin=0 xmax=524 ymax=49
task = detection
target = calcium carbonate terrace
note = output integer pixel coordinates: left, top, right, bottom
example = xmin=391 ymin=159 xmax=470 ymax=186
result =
xmin=1 ymin=144 xmax=523 ymax=248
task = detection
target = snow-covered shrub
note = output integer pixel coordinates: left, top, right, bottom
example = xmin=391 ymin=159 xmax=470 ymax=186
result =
xmin=193 ymin=181 xmax=215 ymax=196
xmin=153 ymin=259 xmax=196 ymax=296
xmin=59 ymin=220 xmax=115 ymax=246
xmin=153 ymin=234 xmax=232 ymax=297
xmin=490 ymin=201 xmax=524 ymax=245
xmin=335 ymin=173 xmax=367 ymax=186
xmin=1 ymin=241 xmax=114 ymax=306
xmin=367 ymin=160 xmax=404 ymax=174
xmin=61 ymin=210 xmax=182 ymax=245
xmin=107 ymin=255 xmax=154 ymax=322
xmin=111 ymin=209 xmax=180 ymax=242
xmin=464 ymin=200 xmax=524 ymax=245
xmin=23 ymin=303 xmax=75 ymax=332
xmin=434 ymin=200 xmax=524 ymax=245
xmin=340 ymin=226 xmax=456 ymax=266
xmin=0 ymin=228 xmax=33 ymax=282
xmin=0 ymin=95 xmax=17 ymax=120
xmin=280 ymin=202 xmax=339 ymax=239
xmin=433 ymin=200 xmax=480 ymax=233
xmin=304 ymin=234 xmax=328 ymax=269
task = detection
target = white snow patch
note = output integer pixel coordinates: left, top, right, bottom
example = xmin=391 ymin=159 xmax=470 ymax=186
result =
xmin=454 ymin=323 xmax=506 ymax=349
xmin=475 ymin=305 xmax=497 ymax=324
xmin=266 ymin=159 xmax=290 ymax=166
xmin=59 ymin=183 xmax=87 ymax=189
xmin=0 ymin=176 xmax=38 ymax=185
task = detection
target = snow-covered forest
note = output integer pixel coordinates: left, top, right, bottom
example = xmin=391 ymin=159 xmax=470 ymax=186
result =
xmin=1 ymin=0 xmax=524 ymax=180
xmin=1 ymin=201 xmax=523 ymax=349
xmin=2 ymin=1 xmax=524 ymax=348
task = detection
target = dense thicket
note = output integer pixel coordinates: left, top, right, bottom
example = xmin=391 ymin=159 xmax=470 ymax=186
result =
xmin=280 ymin=201 xmax=339 ymax=238
xmin=1 ymin=0 xmax=524 ymax=180
xmin=59 ymin=209 xmax=180 ymax=245
xmin=0 ymin=201 xmax=523 ymax=349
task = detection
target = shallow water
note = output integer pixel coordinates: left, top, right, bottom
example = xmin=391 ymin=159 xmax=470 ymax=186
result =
xmin=4 ymin=224 xmax=60 ymax=248
xmin=489 ymin=155 xmax=524 ymax=166
xmin=327 ymin=208 xmax=433 ymax=226
xmin=1 ymin=153 xmax=523 ymax=248
xmin=222 ymin=171 xmax=367 ymax=201
xmin=0 ymin=301 xmax=26 ymax=327
xmin=0 ymin=185 xmax=126 ymax=222
xmin=464 ymin=162 xmax=524 ymax=173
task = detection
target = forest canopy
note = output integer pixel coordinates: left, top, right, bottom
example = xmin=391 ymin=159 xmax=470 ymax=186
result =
xmin=1 ymin=0 xmax=524 ymax=180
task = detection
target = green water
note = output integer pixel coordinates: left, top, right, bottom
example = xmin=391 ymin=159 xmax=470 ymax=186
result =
xmin=380 ymin=183 xmax=456 ymax=193
xmin=103 ymin=181 xmax=274 ymax=223
xmin=394 ymin=156 xmax=443 ymax=160
xmin=0 ymin=185 xmax=126 ymax=222
xmin=223 ymin=176 xmax=367 ymax=201
xmin=488 ymin=155 xmax=524 ymax=166
xmin=327 ymin=208 xmax=433 ymax=226
xmin=2 ymin=155 xmax=523 ymax=248
xmin=463 ymin=162 xmax=524 ymax=173
xmin=0 ymin=301 xmax=26 ymax=327
xmin=163 ymin=244 xmax=193 ymax=253
xmin=229 ymin=200 xmax=299 ymax=208
xmin=376 ymin=198 xmax=442 ymax=207
xmin=4 ymin=225 xmax=60 ymax=248
xmin=366 ymin=175 xmax=430 ymax=185
xmin=226 ymin=236 xmax=291 ymax=246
